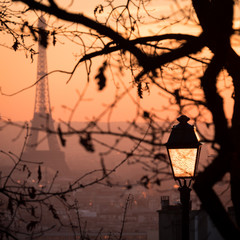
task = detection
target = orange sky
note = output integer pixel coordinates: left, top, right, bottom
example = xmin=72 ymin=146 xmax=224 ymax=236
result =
xmin=0 ymin=40 xmax=171 ymax=122
xmin=0 ymin=0 xmax=236 ymax=123
xmin=0 ymin=0 xmax=177 ymax=123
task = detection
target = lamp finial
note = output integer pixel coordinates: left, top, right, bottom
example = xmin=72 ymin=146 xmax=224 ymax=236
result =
xmin=177 ymin=115 xmax=190 ymax=125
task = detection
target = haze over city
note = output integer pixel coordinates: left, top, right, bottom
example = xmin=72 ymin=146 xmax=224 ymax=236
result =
xmin=1 ymin=0 xmax=240 ymax=239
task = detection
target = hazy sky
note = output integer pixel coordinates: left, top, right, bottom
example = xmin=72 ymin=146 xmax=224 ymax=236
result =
xmin=0 ymin=0 xmax=181 ymax=123
xmin=1 ymin=0 xmax=236 ymax=123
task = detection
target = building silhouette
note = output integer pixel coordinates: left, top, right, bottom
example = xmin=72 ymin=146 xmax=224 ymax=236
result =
xmin=157 ymin=196 xmax=235 ymax=240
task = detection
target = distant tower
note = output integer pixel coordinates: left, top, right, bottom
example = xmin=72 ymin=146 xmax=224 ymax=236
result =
xmin=23 ymin=16 xmax=69 ymax=175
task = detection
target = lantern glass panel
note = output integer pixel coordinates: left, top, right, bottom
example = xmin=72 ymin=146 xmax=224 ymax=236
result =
xmin=168 ymin=148 xmax=198 ymax=178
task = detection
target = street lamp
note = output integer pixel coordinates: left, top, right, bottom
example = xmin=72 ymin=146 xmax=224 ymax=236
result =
xmin=165 ymin=115 xmax=201 ymax=240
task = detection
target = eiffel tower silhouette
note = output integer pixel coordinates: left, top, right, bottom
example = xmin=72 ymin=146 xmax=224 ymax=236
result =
xmin=23 ymin=16 xmax=69 ymax=176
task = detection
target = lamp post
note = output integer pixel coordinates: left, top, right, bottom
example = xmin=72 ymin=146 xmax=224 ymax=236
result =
xmin=165 ymin=115 xmax=201 ymax=240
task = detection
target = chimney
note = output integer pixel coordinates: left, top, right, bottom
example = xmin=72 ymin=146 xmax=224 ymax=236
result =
xmin=161 ymin=196 xmax=170 ymax=210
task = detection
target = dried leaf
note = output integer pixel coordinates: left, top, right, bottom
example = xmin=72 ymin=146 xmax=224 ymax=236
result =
xmin=95 ymin=61 xmax=107 ymax=90
xmin=143 ymin=111 xmax=150 ymax=119
xmin=80 ymin=133 xmax=94 ymax=152
xmin=100 ymin=157 xmax=107 ymax=177
xmin=12 ymin=40 xmax=19 ymax=51
xmin=60 ymin=194 xmax=67 ymax=201
xmin=7 ymin=199 xmax=13 ymax=215
xmin=205 ymin=122 xmax=211 ymax=128
xmin=57 ymin=124 xmax=66 ymax=147
xmin=155 ymin=178 xmax=161 ymax=186
xmin=18 ymin=194 xmax=26 ymax=206
xmin=137 ymin=82 xmax=143 ymax=98
xmin=49 ymin=204 xmax=59 ymax=219
xmin=27 ymin=169 xmax=32 ymax=179
xmin=23 ymin=164 xmax=26 ymax=171
xmin=28 ymin=25 xmax=38 ymax=41
xmin=51 ymin=30 xmax=56 ymax=46
xmin=38 ymin=165 xmax=42 ymax=183
xmin=140 ymin=175 xmax=149 ymax=189
xmin=94 ymin=4 xmax=104 ymax=15
xmin=154 ymin=153 xmax=166 ymax=161
xmin=31 ymin=206 xmax=36 ymax=217
xmin=28 ymin=187 xmax=36 ymax=199
xmin=26 ymin=221 xmax=39 ymax=232
xmin=174 ymin=89 xmax=181 ymax=105
xmin=21 ymin=21 xmax=28 ymax=32
xmin=39 ymin=28 xmax=49 ymax=48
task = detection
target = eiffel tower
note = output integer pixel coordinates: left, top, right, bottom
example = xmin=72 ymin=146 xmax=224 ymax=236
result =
xmin=23 ymin=16 xmax=69 ymax=176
